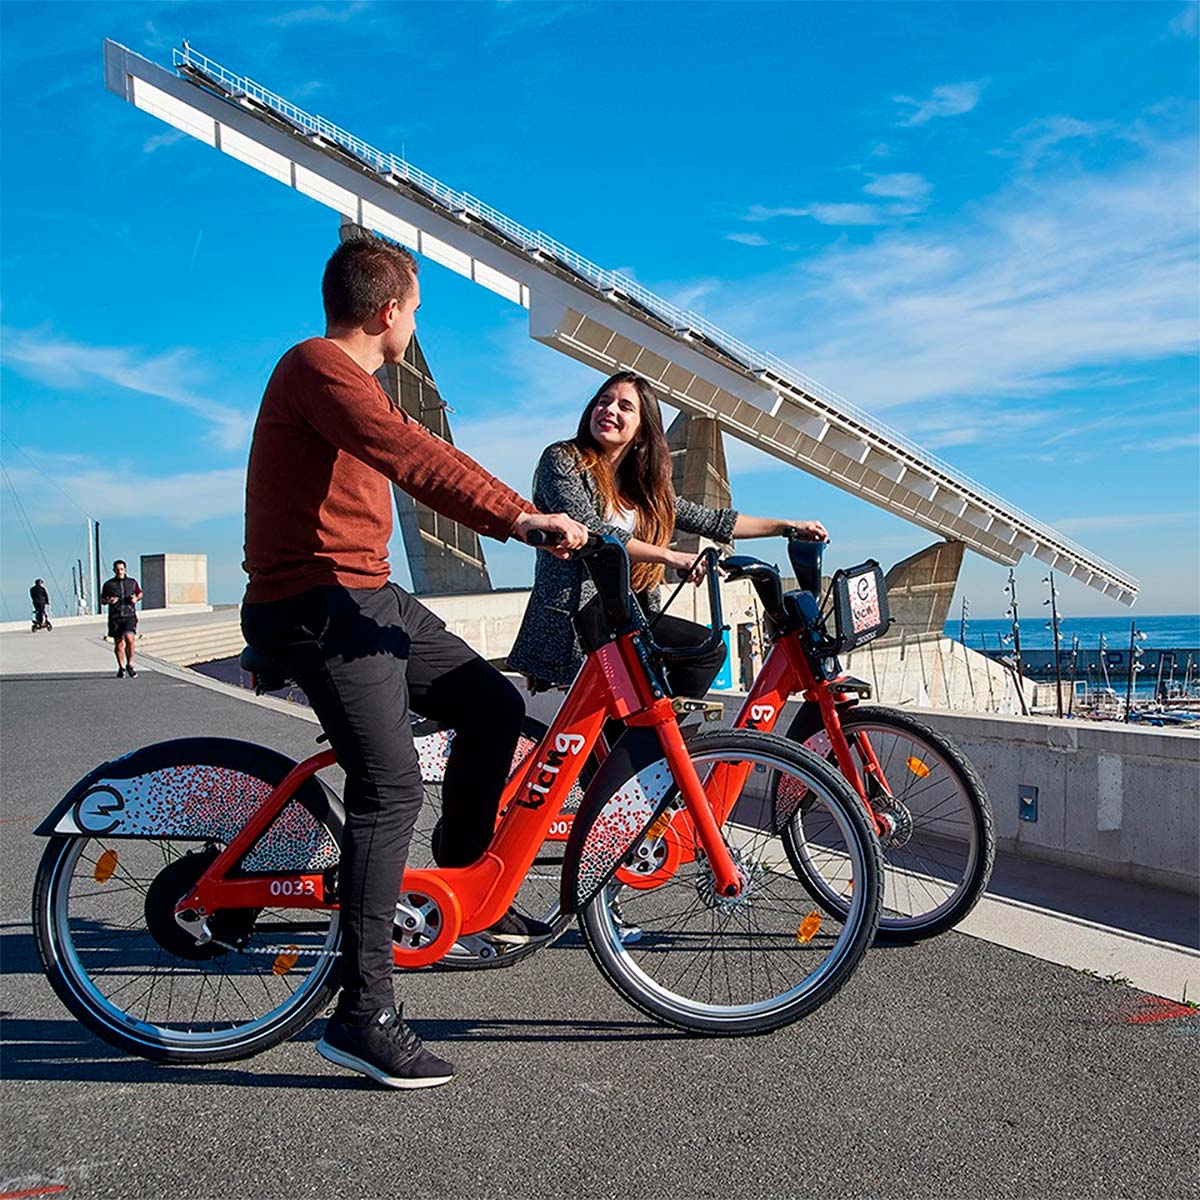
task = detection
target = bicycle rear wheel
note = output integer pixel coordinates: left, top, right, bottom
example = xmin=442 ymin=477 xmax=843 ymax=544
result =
xmin=781 ymin=705 xmax=994 ymax=942
xmin=33 ymin=741 xmax=343 ymax=1062
xmin=578 ymin=730 xmax=882 ymax=1035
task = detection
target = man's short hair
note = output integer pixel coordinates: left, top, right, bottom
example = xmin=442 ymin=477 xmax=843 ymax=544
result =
xmin=322 ymin=237 xmax=418 ymax=326
xmin=113 ymin=560 xmax=126 ymax=570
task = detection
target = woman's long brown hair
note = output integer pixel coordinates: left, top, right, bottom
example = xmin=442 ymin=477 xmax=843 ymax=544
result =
xmin=571 ymin=371 xmax=675 ymax=593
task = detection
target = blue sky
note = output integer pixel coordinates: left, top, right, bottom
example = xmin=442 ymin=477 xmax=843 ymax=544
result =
xmin=1 ymin=1 xmax=1197 ymax=625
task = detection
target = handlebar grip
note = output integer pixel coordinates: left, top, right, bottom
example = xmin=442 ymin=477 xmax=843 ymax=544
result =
xmin=525 ymin=529 xmax=562 ymax=548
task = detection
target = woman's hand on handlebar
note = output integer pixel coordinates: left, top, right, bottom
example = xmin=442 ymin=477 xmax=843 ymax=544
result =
xmin=664 ymin=548 xmax=709 ymax=586
xmin=515 ymin=511 xmax=589 ymax=559
xmin=784 ymin=520 xmax=828 ymax=542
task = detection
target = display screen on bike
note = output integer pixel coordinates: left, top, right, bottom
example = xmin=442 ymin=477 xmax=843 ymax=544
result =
xmin=831 ymin=561 xmax=891 ymax=651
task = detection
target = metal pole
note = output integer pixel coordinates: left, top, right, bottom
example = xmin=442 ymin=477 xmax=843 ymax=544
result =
xmin=1124 ymin=620 xmax=1136 ymax=722
xmin=1006 ymin=569 xmax=1025 ymax=712
xmin=1067 ymin=636 xmax=1079 ymax=717
xmin=1045 ymin=572 xmax=1063 ymax=718
xmin=94 ymin=520 xmax=102 ymax=616
xmin=85 ymin=519 xmax=95 ymax=616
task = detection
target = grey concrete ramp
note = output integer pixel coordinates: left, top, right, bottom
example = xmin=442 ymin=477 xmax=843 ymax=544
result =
xmin=1 ymin=673 xmax=1196 ymax=1200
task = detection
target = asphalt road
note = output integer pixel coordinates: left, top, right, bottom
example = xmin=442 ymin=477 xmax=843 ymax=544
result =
xmin=1 ymin=671 xmax=1196 ymax=1200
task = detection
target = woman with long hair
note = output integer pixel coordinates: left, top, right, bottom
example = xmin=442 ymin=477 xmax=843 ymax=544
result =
xmin=508 ymin=370 xmax=826 ymax=695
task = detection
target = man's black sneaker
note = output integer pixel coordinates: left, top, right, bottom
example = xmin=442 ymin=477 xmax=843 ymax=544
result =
xmin=115 ymin=667 xmax=125 ymax=678
xmin=126 ymin=666 xmax=137 ymax=678
xmin=480 ymin=907 xmax=556 ymax=946
xmin=317 ymin=1005 xmax=454 ymax=1090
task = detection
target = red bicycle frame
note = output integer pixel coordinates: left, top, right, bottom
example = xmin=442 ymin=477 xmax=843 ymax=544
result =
xmin=176 ymin=629 xmax=746 ymax=968
xmin=727 ymin=631 xmax=893 ymax=835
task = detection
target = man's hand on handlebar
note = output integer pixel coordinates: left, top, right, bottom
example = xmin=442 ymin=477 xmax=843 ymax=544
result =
xmin=515 ymin=511 xmax=589 ymax=559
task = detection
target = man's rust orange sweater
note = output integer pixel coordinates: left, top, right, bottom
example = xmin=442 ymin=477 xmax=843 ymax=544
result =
xmin=243 ymin=338 xmax=533 ymax=603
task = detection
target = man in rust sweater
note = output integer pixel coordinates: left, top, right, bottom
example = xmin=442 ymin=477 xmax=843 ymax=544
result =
xmin=242 ymin=237 xmax=586 ymax=1090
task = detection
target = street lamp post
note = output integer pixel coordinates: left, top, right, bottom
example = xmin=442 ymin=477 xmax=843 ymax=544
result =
xmin=1043 ymin=572 xmax=1063 ymax=718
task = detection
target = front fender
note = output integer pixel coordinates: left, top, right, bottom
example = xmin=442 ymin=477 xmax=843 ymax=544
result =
xmin=560 ymin=727 xmax=677 ymax=914
xmin=34 ymin=738 xmax=343 ymax=875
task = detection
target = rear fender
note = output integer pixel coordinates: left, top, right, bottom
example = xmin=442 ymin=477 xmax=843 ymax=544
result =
xmin=33 ymin=738 xmax=343 ymax=875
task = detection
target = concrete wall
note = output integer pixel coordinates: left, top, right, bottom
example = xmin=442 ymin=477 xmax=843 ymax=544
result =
xmin=140 ymin=554 xmax=208 ymax=609
xmin=891 ymin=708 xmax=1199 ymax=894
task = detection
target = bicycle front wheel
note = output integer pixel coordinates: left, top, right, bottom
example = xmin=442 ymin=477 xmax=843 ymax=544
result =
xmin=781 ymin=705 xmax=994 ymax=942
xmin=579 ymin=730 xmax=882 ymax=1035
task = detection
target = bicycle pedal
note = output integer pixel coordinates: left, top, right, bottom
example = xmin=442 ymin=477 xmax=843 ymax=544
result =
xmin=672 ymin=697 xmax=724 ymax=722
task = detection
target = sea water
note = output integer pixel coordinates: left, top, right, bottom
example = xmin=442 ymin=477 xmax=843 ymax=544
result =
xmin=944 ymin=614 xmax=1200 ymax=698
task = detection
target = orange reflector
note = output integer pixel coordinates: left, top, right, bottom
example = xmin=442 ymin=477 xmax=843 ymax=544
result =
xmin=93 ymin=849 xmax=118 ymax=883
xmin=645 ymin=810 xmax=673 ymax=841
xmin=272 ymin=947 xmax=300 ymax=976
xmin=797 ymin=912 xmax=822 ymax=944
xmin=906 ymin=756 xmax=931 ymax=779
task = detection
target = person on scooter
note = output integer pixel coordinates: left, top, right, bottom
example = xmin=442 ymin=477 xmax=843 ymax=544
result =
xmin=30 ymin=579 xmax=50 ymax=631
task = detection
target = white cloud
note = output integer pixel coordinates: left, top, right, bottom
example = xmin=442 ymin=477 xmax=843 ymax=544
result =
xmin=1052 ymin=510 xmax=1197 ymax=534
xmin=143 ymin=130 xmax=186 ymax=154
xmin=1144 ymin=433 xmax=1200 ymax=452
xmin=1 ymin=327 xmax=254 ymax=452
xmin=716 ymin=137 xmax=1198 ymax=425
xmin=1010 ymin=115 xmax=1104 ymax=168
xmin=804 ymin=203 xmax=887 ymax=226
xmin=1169 ymin=5 xmax=1198 ymax=36
xmin=745 ymin=202 xmax=886 ymax=227
xmin=746 ymin=204 xmax=812 ymax=222
xmin=2 ymin=454 xmax=245 ymax=527
xmin=667 ymin=278 xmax=721 ymax=310
xmin=894 ymin=81 xmax=983 ymax=127
xmin=265 ymin=2 xmax=372 ymax=27
xmin=727 ymin=232 xmax=769 ymax=247
xmin=863 ymin=173 xmax=932 ymax=202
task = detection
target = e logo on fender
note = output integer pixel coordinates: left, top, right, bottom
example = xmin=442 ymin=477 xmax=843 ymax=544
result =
xmin=74 ymin=786 xmax=126 ymax=835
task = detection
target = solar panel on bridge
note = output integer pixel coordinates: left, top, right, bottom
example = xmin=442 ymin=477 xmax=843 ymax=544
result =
xmin=105 ymin=39 xmax=1138 ymax=605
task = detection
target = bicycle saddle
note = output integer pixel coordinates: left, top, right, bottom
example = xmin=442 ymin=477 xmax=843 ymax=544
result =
xmin=239 ymin=646 xmax=292 ymax=693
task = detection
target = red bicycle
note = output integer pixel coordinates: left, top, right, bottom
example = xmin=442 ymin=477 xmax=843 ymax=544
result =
xmin=719 ymin=534 xmax=994 ymax=942
xmin=32 ymin=536 xmax=883 ymax=1061
xmin=416 ymin=534 xmax=993 ymax=962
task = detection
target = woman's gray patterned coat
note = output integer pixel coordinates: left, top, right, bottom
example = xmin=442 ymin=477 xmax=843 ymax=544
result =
xmin=507 ymin=442 xmax=738 ymax=686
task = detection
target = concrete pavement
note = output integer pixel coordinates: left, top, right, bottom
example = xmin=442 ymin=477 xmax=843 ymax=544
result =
xmin=1 ymin=659 xmax=1197 ymax=1199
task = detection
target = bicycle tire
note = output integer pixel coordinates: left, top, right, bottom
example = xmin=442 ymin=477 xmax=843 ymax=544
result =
xmin=33 ymin=740 xmax=343 ymax=1063
xmin=578 ymin=730 xmax=882 ymax=1035
xmin=410 ymin=714 xmax=595 ymax=969
xmin=780 ymin=705 xmax=994 ymax=943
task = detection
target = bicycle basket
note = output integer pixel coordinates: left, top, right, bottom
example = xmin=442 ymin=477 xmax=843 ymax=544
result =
xmin=829 ymin=560 xmax=891 ymax=652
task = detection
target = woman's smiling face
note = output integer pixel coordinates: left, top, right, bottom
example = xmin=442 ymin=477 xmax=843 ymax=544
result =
xmin=589 ymin=380 xmax=642 ymax=455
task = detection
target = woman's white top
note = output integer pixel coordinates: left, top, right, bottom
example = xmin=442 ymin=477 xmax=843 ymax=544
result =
xmin=607 ymin=504 xmax=637 ymax=534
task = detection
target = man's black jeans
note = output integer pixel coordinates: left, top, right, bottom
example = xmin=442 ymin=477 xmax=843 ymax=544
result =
xmin=242 ymin=582 xmax=524 ymax=1020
